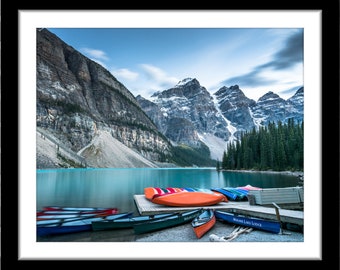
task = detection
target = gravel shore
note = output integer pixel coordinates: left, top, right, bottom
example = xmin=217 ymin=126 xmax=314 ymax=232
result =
xmin=37 ymin=218 xmax=303 ymax=243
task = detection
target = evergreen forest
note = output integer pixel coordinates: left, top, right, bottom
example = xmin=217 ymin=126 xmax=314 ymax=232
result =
xmin=219 ymin=118 xmax=303 ymax=171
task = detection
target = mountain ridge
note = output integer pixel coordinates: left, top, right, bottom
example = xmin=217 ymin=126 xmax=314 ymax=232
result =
xmin=137 ymin=78 xmax=303 ymax=160
xmin=36 ymin=29 xmax=303 ymax=168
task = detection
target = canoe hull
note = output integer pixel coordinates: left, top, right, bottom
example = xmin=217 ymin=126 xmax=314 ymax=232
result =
xmin=91 ymin=213 xmax=176 ymax=231
xmin=192 ymin=209 xmax=216 ymax=239
xmin=42 ymin=206 xmax=118 ymax=212
xmin=133 ymin=209 xmax=202 ymax=235
xmin=37 ymin=224 xmax=92 ymax=236
xmin=211 ymin=188 xmax=238 ymax=201
xmin=214 ymin=210 xmax=281 ymax=234
xmin=151 ymin=192 xmax=226 ymax=207
xmin=37 ymin=207 xmax=119 ymax=218
xmin=37 ymin=212 xmax=132 ymax=237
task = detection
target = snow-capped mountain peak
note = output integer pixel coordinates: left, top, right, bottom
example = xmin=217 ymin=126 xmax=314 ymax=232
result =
xmin=138 ymin=79 xmax=303 ymax=161
xmin=175 ymin=77 xmax=196 ymax=87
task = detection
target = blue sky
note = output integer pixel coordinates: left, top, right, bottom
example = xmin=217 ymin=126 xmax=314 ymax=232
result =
xmin=47 ymin=28 xmax=303 ymax=101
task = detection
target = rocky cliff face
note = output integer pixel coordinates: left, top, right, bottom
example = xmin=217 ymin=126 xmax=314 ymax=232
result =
xmin=138 ymin=78 xmax=231 ymax=148
xmin=214 ymin=85 xmax=256 ymax=138
xmin=138 ymin=80 xmax=303 ymax=160
xmin=36 ymin=28 xmax=172 ymax=168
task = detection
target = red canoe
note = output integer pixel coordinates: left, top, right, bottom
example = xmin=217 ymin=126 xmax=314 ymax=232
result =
xmin=191 ymin=209 xmax=216 ymax=238
xmin=148 ymin=190 xmax=226 ymax=207
xmin=37 ymin=206 xmax=119 ymax=220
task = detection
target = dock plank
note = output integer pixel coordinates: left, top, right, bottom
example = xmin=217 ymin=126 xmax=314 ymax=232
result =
xmin=133 ymin=194 xmax=303 ymax=226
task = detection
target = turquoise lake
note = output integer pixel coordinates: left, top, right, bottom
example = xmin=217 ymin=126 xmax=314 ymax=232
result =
xmin=36 ymin=168 xmax=300 ymax=214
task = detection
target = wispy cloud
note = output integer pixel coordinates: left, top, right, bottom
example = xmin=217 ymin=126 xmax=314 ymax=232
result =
xmin=220 ymin=70 xmax=277 ymax=87
xmin=80 ymin=47 xmax=110 ymax=68
xmin=140 ymin=64 xmax=179 ymax=89
xmin=256 ymin=31 xmax=303 ymax=70
xmin=81 ymin=48 xmax=109 ymax=61
xmin=112 ymin=68 xmax=139 ymax=81
xmin=221 ymin=31 xmax=303 ymax=88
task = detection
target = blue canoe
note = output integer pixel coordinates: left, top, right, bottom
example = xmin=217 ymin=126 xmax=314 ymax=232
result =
xmin=211 ymin=188 xmax=238 ymax=201
xmin=37 ymin=212 xmax=133 ymax=237
xmin=222 ymin=187 xmax=247 ymax=200
xmin=214 ymin=210 xmax=281 ymax=234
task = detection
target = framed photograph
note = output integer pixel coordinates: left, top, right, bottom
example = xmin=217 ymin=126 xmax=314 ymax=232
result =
xmin=15 ymin=9 xmax=327 ymax=262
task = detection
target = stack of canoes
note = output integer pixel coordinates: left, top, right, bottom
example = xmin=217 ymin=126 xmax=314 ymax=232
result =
xmin=36 ymin=205 xmax=206 ymax=237
xmin=37 ymin=212 xmax=134 ymax=236
xmin=211 ymin=185 xmax=262 ymax=201
xmin=37 ymin=206 xmax=132 ymax=236
xmin=37 ymin=206 xmax=119 ymax=220
xmin=144 ymin=187 xmax=228 ymax=207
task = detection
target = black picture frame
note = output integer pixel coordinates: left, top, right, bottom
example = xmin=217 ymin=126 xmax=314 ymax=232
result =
xmin=2 ymin=3 xmax=339 ymax=267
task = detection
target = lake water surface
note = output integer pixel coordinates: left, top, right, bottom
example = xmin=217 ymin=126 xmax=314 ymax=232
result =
xmin=37 ymin=168 xmax=299 ymax=214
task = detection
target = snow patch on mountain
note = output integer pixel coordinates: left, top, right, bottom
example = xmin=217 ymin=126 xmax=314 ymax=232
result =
xmin=175 ymin=78 xmax=194 ymax=87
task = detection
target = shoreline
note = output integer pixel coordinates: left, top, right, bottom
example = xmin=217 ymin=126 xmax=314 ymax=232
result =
xmin=38 ymin=218 xmax=303 ymax=244
xmin=37 ymin=219 xmax=303 ymax=243
xmin=222 ymin=169 xmax=303 ymax=176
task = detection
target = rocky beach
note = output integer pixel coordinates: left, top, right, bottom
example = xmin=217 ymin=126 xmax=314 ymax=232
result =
xmin=37 ymin=212 xmax=303 ymax=243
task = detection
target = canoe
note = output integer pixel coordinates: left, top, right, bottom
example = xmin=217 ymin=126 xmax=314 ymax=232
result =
xmin=191 ymin=209 xmax=216 ymax=239
xmin=152 ymin=191 xmax=226 ymax=207
xmin=144 ymin=187 xmax=227 ymax=207
xmin=42 ymin=206 xmax=118 ymax=211
xmin=236 ymin=185 xmax=262 ymax=191
xmin=92 ymin=212 xmax=177 ymax=231
xmin=37 ymin=212 xmax=133 ymax=237
xmin=133 ymin=209 xmax=202 ymax=235
xmin=214 ymin=210 xmax=281 ymax=234
xmin=38 ymin=206 xmax=118 ymax=216
xmin=37 ymin=213 xmax=105 ymax=220
xmin=211 ymin=188 xmax=238 ymax=201
xmin=144 ymin=187 xmax=185 ymax=200
xmin=37 ymin=208 xmax=119 ymax=220
xmin=222 ymin=187 xmax=247 ymax=200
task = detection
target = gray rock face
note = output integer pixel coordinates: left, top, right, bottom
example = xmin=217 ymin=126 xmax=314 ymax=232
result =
xmin=138 ymin=81 xmax=303 ymax=158
xmin=214 ymin=85 xmax=304 ymax=139
xmin=250 ymin=87 xmax=304 ymax=128
xmin=36 ymin=28 xmax=172 ymax=168
xmin=214 ymin=85 xmax=256 ymax=138
xmin=139 ymin=78 xmax=231 ymax=148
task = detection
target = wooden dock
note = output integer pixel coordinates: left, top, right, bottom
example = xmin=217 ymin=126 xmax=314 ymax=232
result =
xmin=133 ymin=194 xmax=304 ymax=226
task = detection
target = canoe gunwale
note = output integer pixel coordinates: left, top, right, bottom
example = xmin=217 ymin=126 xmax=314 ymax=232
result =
xmin=192 ymin=209 xmax=216 ymax=238
xmin=133 ymin=209 xmax=203 ymax=235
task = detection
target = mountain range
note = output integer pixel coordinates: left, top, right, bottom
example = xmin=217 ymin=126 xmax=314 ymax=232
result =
xmin=36 ymin=28 xmax=303 ymax=168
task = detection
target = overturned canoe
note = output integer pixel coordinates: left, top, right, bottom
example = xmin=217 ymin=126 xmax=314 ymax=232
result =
xmin=211 ymin=187 xmax=238 ymax=201
xmin=144 ymin=187 xmax=227 ymax=207
xmin=152 ymin=191 xmax=226 ymax=207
